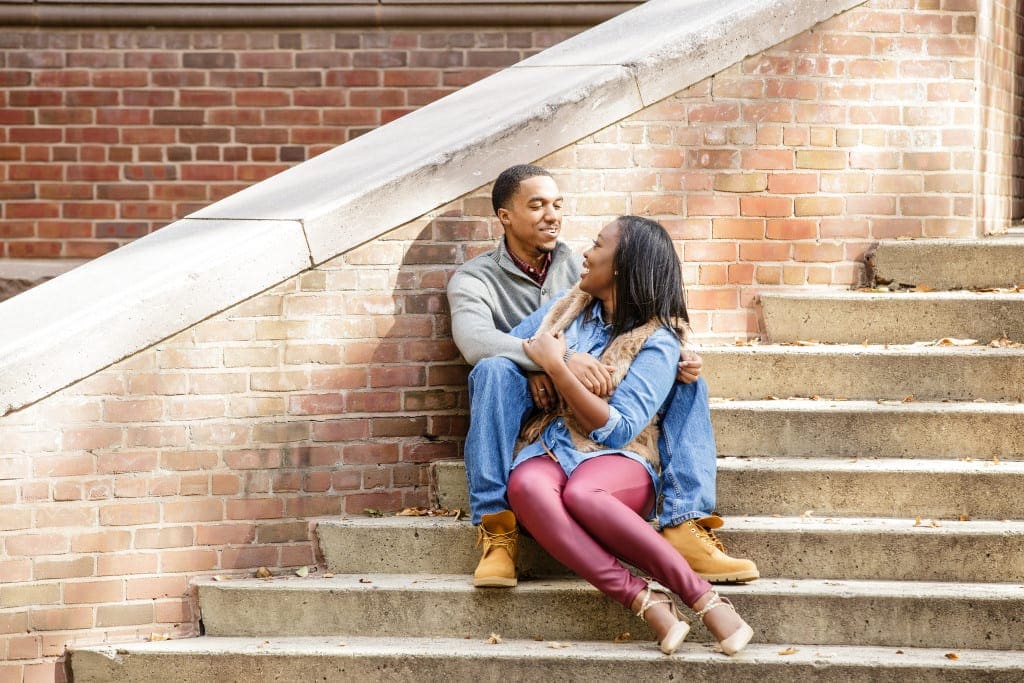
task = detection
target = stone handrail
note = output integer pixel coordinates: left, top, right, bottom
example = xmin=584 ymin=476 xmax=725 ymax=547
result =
xmin=0 ymin=0 xmax=865 ymax=416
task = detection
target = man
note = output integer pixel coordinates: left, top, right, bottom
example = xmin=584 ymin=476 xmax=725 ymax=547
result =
xmin=447 ymin=164 xmax=758 ymax=588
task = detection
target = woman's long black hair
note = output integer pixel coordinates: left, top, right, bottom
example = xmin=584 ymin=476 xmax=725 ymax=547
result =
xmin=609 ymin=215 xmax=689 ymax=341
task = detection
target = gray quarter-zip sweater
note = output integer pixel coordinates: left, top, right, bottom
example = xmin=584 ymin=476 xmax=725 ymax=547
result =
xmin=448 ymin=239 xmax=581 ymax=370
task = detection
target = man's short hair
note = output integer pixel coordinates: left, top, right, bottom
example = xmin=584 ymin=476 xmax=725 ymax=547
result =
xmin=491 ymin=164 xmax=552 ymax=215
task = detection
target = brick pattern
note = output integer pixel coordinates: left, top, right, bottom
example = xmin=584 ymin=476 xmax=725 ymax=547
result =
xmin=976 ymin=0 xmax=1024 ymax=230
xmin=2 ymin=2 xmax=1024 ymax=679
xmin=0 ymin=27 xmax=580 ymax=259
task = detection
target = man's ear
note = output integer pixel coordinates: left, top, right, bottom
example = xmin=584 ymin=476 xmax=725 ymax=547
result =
xmin=496 ymin=208 xmax=511 ymax=227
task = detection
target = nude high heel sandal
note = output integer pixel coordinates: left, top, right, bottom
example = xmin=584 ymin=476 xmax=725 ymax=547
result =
xmin=693 ymin=591 xmax=754 ymax=656
xmin=634 ymin=584 xmax=690 ymax=655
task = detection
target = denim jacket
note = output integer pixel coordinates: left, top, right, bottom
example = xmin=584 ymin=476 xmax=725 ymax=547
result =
xmin=508 ymin=294 xmax=680 ymax=491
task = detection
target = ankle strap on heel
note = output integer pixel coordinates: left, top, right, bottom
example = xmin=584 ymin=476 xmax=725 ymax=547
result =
xmin=693 ymin=591 xmax=736 ymax=620
xmin=634 ymin=584 xmax=680 ymax=620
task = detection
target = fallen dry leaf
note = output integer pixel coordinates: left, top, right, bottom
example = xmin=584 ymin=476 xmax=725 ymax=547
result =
xmin=146 ymin=633 xmax=169 ymax=642
xmin=487 ymin=633 xmax=503 ymax=644
xmin=295 ymin=566 xmax=309 ymax=578
xmin=338 ymin=641 xmax=347 ymax=647
xmin=902 ymin=395 xmax=915 ymax=403
xmin=324 ymin=572 xmax=335 ymax=578
xmin=547 ymin=642 xmax=571 ymax=649
xmin=359 ymin=578 xmax=373 ymax=584
xmin=364 ymin=508 xmax=384 ymax=517
xmin=993 ymin=455 xmax=1001 ymax=465
xmin=613 ymin=632 xmax=633 ymax=643
xmin=212 ymin=575 xmax=228 ymax=582
xmin=255 ymin=567 xmax=273 ymax=579
xmin=895 ymin=649 xmax=904 ymax=655
xmin=945 ymin=652 xmax=960 ymax=660
xmin=911 ymin=284 xmax=933 ymax=292
xmin=914 ymin=517 xmax=923 ymax=526
xmin=801 ymin=510 xmax=814 ymax=518
xmin=989 ymin=336 xmax=1024 ymax=348
xmin=937 ymin=337 xmax=978 ymax=347
xmin=958 ymin=515 xmax=970 ymax=522
xmin=778 ymin=647 xmax=799 ymax=656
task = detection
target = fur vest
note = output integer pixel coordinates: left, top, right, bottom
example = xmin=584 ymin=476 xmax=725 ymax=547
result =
xmin=518 ymin=285 xmax=670 ymax=473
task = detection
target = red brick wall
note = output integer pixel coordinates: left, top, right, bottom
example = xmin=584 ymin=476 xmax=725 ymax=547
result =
xmin=0 ymin=26 xmax=581 ymax=260
xmin=2 ymin=2 xmax=1023 ymax=680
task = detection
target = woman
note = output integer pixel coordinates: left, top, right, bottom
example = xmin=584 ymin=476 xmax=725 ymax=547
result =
xmin=507 ymin=215 xmax=753 ymax=656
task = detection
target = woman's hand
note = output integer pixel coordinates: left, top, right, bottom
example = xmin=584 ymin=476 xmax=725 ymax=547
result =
xmin=566 ymin=353 xmax=615 ymax=397
xmin=523 ymin=331 xmax=567 ymax=373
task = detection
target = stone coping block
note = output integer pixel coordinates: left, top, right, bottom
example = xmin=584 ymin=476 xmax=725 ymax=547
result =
xmin=519 ymin=0 xmax=867 ymax=106
xmin=0 ymin=0 xmax=867 ymax=413
xmin=0 ymin=219 xmax=310 ymax=415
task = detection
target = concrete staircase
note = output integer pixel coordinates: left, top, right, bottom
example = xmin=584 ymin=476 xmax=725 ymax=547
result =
xmin=70 ymin=238 xmax=1024 ymax=680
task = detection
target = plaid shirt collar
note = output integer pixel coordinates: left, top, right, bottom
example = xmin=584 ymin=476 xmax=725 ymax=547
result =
xmin=504 ymin=238 xmax=551 ymax=286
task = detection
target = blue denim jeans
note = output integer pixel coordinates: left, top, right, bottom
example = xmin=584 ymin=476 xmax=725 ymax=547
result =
xmin=464 ymin=356 xmax=717 ymax=527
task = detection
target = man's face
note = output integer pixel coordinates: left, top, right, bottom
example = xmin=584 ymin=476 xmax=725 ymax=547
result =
xmin=497 ymin=175 xmax=562 ymax=261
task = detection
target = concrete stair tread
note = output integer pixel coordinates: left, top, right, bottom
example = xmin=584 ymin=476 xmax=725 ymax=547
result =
xmin=322 ymin=513 xmax=1024 ymax=537
xmin=701 ymin=343 xmax=1024 ymax=356
xmin=194 ymin=574 xmax=1024 ymax=648
xmin=711 ymin=398 xmax=1024 ymax=413
xmin=71 ymin=635 xmax=1024 ymax=669
xmin=871 ymin=237 xmax=1024 ymax=290
xmin=317 ymin=513 xmax=1024 ymax=582
xmin=761 ymin=291 xmax=1024 ymax=302
xmin=758 ymin=291 xmax=1024 ymax=344
xmin=699 ymin=343 xmax=1024 ymax=401
xmin=718 ymin=455 xmax=1024 ymax=473
xmin=195 ymin=574 xmax=1024 ymax=600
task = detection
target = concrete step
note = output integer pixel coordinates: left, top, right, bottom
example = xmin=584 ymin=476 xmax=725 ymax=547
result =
xmin=434 ymin=458 xmax=1024 ymax=521
xmin=869 ymin=238 xmax=1024 ymax=290
xmin=715 ymin=457 xmax=1024 ymax=520
xmin=316 ymin=516 xmax=1024 ymax=583
xmin=759 ymin=291 xmax=1024 ymax=344
xmin=712 ymin=399 xmax=1024 ymax=460
xmin=701 ymin=345 xmax=1024 ymax=402
xmin=69 ymin=636 xmax=1024 ymax=683
xmin=195 ymin=575 xmax=1024 ymax=650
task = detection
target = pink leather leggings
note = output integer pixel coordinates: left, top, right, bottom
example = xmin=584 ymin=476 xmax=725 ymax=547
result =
xmin=507 ymin=455 xmax=712 ymax=609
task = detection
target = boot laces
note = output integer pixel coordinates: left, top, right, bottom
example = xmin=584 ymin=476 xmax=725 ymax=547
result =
xmin=476 ymin=525 xmax=517 ymax=555
xmin=693 ymin=522 xmax=725 ymax=552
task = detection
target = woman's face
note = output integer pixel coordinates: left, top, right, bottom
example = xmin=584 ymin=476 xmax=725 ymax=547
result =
xmin=579 ymin=220 xmax=621 ymax=301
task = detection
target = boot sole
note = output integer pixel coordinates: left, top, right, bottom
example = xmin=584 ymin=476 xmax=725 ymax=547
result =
xmin=698 ymin=570 xmax=760 ymax=583
xmin=473 ymin=576 xmax=518 ymax=587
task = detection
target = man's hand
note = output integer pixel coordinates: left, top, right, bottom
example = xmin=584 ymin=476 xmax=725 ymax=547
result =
xmin=676 ymin=349 xmax=703 ymax=384
xmin=528 ymin=372 xmax=558 ymax=411
xmin=566 ymin=352 xmax=615 ymax=397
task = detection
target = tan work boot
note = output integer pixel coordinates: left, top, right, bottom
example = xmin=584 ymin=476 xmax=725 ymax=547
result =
xmin=473 ymin=510 xmax=518 ymax=587
xmin=660 ymin=515 xmax=759 ymax=583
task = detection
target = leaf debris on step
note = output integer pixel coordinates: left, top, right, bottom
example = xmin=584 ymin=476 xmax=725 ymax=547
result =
xmin=294 ymin=566 xmax=309 ymax=578
xmin=255 ymin=567 xmax=273 ymax=579
xmin=548 ymin=642 xmax=572 ymax=649
xmin=778 ymin=647 xmax=799 ymax=656
xmin=945 ymin=652 xmax=960 ymax=660
xmin=487 ymin=633 xmax=503 ymax=644
xmin=613 ymin=632 xmax=633 ymax=643
xmin=396 ymin=507 xmax=463 ymax=518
